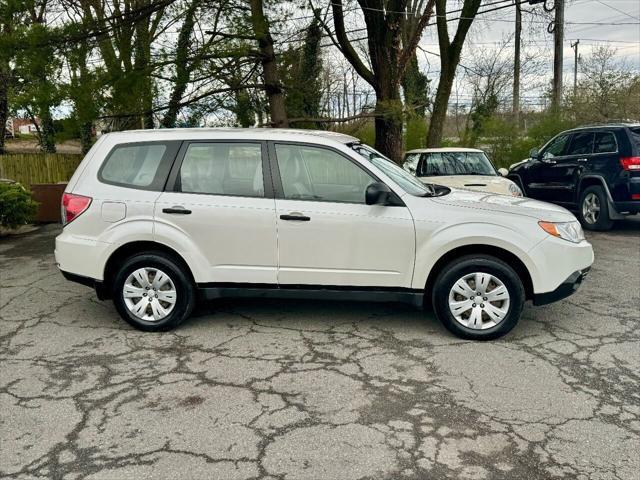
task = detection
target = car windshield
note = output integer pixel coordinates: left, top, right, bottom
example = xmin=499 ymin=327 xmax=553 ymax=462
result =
xmin=349 ymin=143 xmax=433 ymax=197
xmin=419 ymin=151 xmax=497 ymax=176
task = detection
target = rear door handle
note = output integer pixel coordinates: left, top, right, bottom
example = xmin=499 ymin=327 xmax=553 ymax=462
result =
xmin=162 ymin=206 xmax=192 ymax=215
xmin=577 ymin=158 xmax=588 ymax=162
xmin=280 ymin=213 xmax=311 ymax=222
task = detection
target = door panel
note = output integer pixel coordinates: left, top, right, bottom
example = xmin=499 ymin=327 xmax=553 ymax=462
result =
xmin=527 ymin=132 xmax=583 ymax=203
xmin=271 ymin=142 xmax=415 ymax=288
xmin=275 ymin=200 xmax=415 ymax=287
xmin=155 ymin=141 xmax=278 ymax=284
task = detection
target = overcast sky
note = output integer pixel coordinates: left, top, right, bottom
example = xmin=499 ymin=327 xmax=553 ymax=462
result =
xmin=411 ymin=0 xmax=640 ymax=108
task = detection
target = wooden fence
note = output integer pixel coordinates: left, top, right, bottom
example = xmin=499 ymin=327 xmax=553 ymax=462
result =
xmin=0 ymin=153 xmax=83 ymax=187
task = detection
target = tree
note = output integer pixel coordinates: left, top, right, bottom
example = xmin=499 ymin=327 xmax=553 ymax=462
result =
xmin=566 ymin=45 xmax=640 ymax=122
xmin=426 ymin=0 xmax=481 ymax=147
xmin=284 ymin=14 xmax=323 ymax=127
xmin=328 ymin=0 xmax=436 ymax=163
xmin=249 ymin=0 xmax=288 ymax=127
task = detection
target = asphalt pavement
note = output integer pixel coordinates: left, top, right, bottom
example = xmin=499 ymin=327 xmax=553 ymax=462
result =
xmin=1 ymin=219 xmax=639 ymax=480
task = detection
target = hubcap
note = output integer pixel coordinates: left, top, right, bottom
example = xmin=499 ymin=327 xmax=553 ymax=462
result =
xmin=582 ymin=192 xmax=600 ymax=224
xmin=448 ymin=272 xmax=510 ymax=330
xmin=123 ymin=267 xmax=177 ymax=321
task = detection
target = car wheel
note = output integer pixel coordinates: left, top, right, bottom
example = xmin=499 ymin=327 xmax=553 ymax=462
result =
xmin=112 ymin=252 xmax=196 ymax=331
xmin=578 ymin=185 xmax=614 ymax=231
xmin=431 ymin=255 xmax=525 ymax=340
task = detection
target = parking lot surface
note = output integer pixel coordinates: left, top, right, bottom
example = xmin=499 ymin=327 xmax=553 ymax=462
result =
xmin=1 ymin=220 xmax=639 ymax=480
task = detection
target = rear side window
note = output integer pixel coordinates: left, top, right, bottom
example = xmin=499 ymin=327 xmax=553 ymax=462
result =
xmin=593 ymin=132 xmax=617 ymax=153
xmin=566 ymin=132 xmax=594 ymax=156
xmin=99 ymin=142 xmax=177 ymax=190
xmin=177 ymin=143 xmax=264 ymax=197
xmin=629 ymin=127 xmax=640 ymax=148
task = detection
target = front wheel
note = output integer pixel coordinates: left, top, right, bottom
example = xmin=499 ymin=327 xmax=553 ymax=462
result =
xmin=431 ymin=255 xmax=525 ymax=340
xmin=112 ymin=252 xmax=196 ymax=331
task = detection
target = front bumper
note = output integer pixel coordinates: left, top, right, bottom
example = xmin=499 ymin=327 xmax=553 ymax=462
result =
xmin=533 ymin=267 xmax=590 ymax=306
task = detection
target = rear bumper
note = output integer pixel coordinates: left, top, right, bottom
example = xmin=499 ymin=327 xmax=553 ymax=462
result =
xmin=60 ymin=270 xmax=109 ymax=300
xmin=533 ymin=267 xmax=590 ymax=306
xmin=612 ymin=201 xmax=639 ymax=215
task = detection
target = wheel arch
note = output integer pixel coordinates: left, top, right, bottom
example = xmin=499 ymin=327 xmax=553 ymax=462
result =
xmin=576 ymin=175 xmax=613 ymax=203
xmin=424 ymin=244 xmax=534 ymax=306
xmin=102 ymin=241 xmax=195 ymax=298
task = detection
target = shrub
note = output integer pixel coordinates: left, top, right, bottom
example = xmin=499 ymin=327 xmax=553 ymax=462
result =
xmin=0 ymin=183 xmax=38 ymax=229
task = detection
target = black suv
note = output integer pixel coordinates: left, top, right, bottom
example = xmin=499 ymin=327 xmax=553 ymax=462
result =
xmin=508 ymin=123 xmax=640 ymax=230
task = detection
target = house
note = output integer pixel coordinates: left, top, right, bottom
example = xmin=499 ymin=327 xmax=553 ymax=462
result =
xmin=5 ymin=117 xmax=40 ymax=136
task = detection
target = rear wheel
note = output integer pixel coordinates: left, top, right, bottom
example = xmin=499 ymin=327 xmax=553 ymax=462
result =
xmin=112 ymin=252 xmax=196 ymax=331
xmin=578 ymin=185 xmax=614 ymax=231
xmin=431 ymin=255 xmax=525 ymax=340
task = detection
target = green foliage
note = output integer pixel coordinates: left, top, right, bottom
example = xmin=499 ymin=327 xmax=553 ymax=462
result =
xmin=405 ymin=117 xmax=427 ymax=151
xmin=283 ymin=14 xmax=323 ymax=127
xmin=402 ymin=54 xmax=430 ymax=117
xmin=335 ymin=121 xmax=375 ymax=146
xmin=476 ymin=111 xmax=577 ymax=169
xmin=0 ymin=182 xmax=38 ymax=228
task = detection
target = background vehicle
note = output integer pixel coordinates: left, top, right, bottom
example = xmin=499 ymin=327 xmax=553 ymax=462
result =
xmin=56 ymin=129 xmax=593 ymax=340
xmin=403 ymin=148 xmax=523 ymax=197
xmin=508 ymin=123 xmax=640 ymax=230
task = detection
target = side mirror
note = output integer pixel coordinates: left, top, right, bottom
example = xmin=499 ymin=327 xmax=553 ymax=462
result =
xmin=498 ymin=168 xmax=509 ymax=177
xmin=529 ymin=148 xmax=540 ymax=160
xmin=365 ymin=182 xmax=392 ymax=205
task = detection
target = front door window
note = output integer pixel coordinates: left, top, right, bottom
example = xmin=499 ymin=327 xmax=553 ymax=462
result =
xmin=275 ymin=144 xmax=375 ymax=203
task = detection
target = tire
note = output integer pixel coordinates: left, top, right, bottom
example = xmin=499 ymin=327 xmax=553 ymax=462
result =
xmin=431 ymin=255 xmax=525 ymax=341
xmin=112 ymin=251 xmax=196 ymax=331
xmin=578 ymin=185 xmax=614 ymax=231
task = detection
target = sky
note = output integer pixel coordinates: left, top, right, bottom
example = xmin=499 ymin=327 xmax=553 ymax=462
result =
xmin=412 ymin=0 xmax=640 ymax=108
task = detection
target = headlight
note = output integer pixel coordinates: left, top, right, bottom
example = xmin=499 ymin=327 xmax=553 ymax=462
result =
xmin=538 ymin=221 xmax=585 ymax=243
xmin=508 ymin=182 xmax=523 ymax=197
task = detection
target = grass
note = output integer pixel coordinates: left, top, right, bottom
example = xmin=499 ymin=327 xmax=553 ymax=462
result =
xmin=0 ymin=153 xmax=83 ymax=187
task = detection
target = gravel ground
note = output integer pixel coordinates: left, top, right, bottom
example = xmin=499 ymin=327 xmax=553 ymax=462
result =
xmin=1 ymin=220 xmax=639 ymax=480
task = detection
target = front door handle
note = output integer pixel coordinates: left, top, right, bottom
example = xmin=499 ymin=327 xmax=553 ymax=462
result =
xmin=162 ymin=206 xmax=192 ymax=215
xmin=577 ymin=158 xmax=588 ymax=162
xmin=280 ymin=213 xmax=311 ymax=222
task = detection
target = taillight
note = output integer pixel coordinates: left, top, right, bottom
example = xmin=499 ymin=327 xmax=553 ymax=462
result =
xmin=620 ymin=156 xmax=640 ymax=171
xmin=61 ymin=193 xmax=92 ymax=225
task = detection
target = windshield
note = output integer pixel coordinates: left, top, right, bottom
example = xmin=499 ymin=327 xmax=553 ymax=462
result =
xmin=418 ymin=151 xmax=497 ymax=176
xmin=349 ymin=143 xmax=432 ymax=196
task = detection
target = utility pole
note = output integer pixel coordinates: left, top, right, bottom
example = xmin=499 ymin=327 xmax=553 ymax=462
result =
xmin=512 ymin=1 xmax=522 ymax=127
xmin=571 ymin=39 xmax=579 ymax=97
xmin=552 ymin=0 xmax=564 ymax=111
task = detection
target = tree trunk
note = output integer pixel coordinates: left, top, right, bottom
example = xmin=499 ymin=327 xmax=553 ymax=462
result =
xmin=512 ymin=2 xmax=521 ymax=127
xmin=374 ymin=84 xmax=404 ymax=163
xmin=426 ymin=62 xmax=455 ymax=147
xmin=134 ymin=15 xmax=154 ymax=129
xmin=161 ymin=0 xmax=197 ymax=128
xmin=39 ymin=108 xmax=56 ymax=153
xmin=249 ymin=0 xmax=288 ymax=127
xmin=0 ymin=67 xmax=9 ymax=154
xmin=80 ymin=122 xmax=93 ymax=154
xmin=426 ymin=0 xmax=482 ymax=147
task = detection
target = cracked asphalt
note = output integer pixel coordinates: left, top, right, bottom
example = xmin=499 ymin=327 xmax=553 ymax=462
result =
xmin=1 ymin=220 xmax=639 ymax=480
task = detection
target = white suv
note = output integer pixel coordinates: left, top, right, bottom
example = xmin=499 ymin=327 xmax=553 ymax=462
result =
xmin=55 ymin=129 xmax=594 ymax=340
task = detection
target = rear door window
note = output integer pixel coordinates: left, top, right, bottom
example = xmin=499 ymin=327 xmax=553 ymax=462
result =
xmin=566 ymin=132 xmax=594 ymax=156
xmin=593 ymin=132 xmax=617 ymax=153
xmin=177 ymin=143 xmax=264 ymax=197
xmin=99 ymin=142 xmax=177 ymax=190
